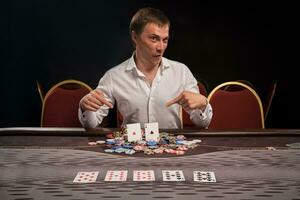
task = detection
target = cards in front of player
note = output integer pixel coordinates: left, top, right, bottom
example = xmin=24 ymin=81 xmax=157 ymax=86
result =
xmin=73 ymin=171 xmax=99 ymax=183
xmin=127 ymin=123 xmax=142 ymax=142
xmin=193 ymin=171 xmax=216 ymax=182
xmin=104 ymin=170 xmax=128 ymax=181
xmin=144 ymin=122 xmax=159 ymax=142
xmin=133 ymin=170 xmax=155 ymax=181
xmin=162 ymin=170 xmax=185 ymax=181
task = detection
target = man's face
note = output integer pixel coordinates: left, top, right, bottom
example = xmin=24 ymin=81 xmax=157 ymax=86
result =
xmin=133 ymin=23 xmax=169 ymax=67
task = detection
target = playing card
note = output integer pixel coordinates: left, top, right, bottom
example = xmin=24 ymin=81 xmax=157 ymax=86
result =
xmin=162 ymin=170 xmax=185 ymax=181
xmin=126 ymin=123 xmax=142 ymax=142
xmin=193 ymin=171 xmax=216 ymax=182
xmin=133 ymin=170 xmax=155 ymax=181
xmin=144 ymin=122 xmax=159 ymax=142
xmin=104 ymin=170 xmax=128 ymax=181
xmin=73 ymin=171 xmax=99 ymax=183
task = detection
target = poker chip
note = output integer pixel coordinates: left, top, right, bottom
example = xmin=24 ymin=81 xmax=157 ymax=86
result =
xmin=176 ymin=135 xmax=186 ymax=140
xmin=153 ymin=148 xmax=164 ymax=154
xmin=96 ymin=140 xmax=105 ymax=144
xmin=174 ymin=150 xmax=185 ymax=155
xmin=134 ymin=145 xmax=145 ymax=151
xmin=102 ymin=129 xmax=201 ymax=156
xmin=104 ymin=149 xmax=115 ymax=153
xmin=125 ymin=149 xmax=136 ymax=155
xmin=148 ymin=145 xmax=158 ymax=149
xmin=111 ymin=145 xmax=122 ymax=150
xmin=192 ymin=139 xmax=202 ymax=143
xmin=266 ymin=146 xmax=277 ymax=150
xmin=88 ymin=142 xmax=97 ymax=146
xmin=106 ymin=139 xmax=116 ymax=145
xmin=115 ymin=148 xmax=127 ymax=153
xmin=176 ymin=140 xmax=184 ymax=145
xmin=147 ymin=140 xmax=157 ymax=146
xmin=122 ymin=143 xmax=133 ymax=149
xmin=144 ymin=149 xmax=154 ymax=155
xmin=177 ymin=146 xmax=188 ymax=151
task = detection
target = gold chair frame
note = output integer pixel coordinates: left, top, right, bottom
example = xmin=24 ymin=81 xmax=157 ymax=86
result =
xmin=41 ymin=79 xmax=92 ymax=127
xmin=207 ymin=81 xmax=265 ymax=129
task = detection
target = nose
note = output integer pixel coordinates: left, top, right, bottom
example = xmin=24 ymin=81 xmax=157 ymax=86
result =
xmin=156 ymin=41 xmax=165 ymax=52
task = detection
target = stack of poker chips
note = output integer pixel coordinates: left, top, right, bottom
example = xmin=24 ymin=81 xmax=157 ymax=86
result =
xmin=89 ymin=131 xmax=202 ymax=155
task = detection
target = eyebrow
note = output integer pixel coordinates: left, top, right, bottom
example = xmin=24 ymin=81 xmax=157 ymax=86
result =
xmin=149 ymin=34 xmax=169 ymax=40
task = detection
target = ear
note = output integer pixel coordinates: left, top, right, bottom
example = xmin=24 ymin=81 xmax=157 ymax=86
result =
xmin=131 ymin=31 xmax=137 ymax=43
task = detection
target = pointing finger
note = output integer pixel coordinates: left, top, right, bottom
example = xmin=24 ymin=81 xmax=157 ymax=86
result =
xmin=165 ymin=94 xmax=182 ymax=107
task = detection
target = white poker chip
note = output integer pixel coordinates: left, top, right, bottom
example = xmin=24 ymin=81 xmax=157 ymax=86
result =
xmin=96 ymin=140 xmax=105 ymax=144
xmin=88 ymin=142 xmax=97 ymax=146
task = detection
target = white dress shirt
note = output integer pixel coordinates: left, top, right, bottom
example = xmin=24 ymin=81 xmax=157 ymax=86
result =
xmin=79 ymin=53 xmax=213 ymax=129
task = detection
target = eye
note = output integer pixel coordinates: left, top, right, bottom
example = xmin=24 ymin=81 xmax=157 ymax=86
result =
xmin=150 ymin=36 xmax=159 ymax=42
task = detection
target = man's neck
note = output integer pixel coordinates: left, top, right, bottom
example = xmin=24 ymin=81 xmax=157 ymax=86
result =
xmin=134 ymin=54 xmax=160 ymax=83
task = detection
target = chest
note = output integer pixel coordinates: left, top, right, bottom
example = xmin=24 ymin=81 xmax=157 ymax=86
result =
xmin=112 ymin=72 xmax=183 ymax=108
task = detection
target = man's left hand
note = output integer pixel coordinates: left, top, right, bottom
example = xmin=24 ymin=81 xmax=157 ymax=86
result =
xmin=165 ymin=91 xmax=208 ymax=111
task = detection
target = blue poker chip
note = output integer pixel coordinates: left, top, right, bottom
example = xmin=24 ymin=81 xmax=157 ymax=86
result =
xmin=160 ymin=139 xmax=168 ymax=144
xmin=106 ymin=139 xmax=116 ymax=145
xmin=147 ymin=140 xmax=157 ymax=146
xmin=148 ymin=145 xmax=158 ymax=149
xmin=111 ymin=145 xmax=122 ymax=150
xmin=176 ymin=140 xmax=184 ymax=145
xmin=122 ymin=144 xmax=133 ymax=149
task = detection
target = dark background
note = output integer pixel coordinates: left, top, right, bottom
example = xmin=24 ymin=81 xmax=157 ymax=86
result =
xmin=1 ymin=1 xmax=298 ymax=128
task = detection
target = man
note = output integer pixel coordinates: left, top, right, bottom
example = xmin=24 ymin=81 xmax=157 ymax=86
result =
xmin=79 ymin=7 xmax=212 ymax=129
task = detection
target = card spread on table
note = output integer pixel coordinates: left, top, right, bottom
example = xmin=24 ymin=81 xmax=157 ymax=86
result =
xmin=126 ymin=123 xmax=142 ymax=142
xmin=133 ymin=170 xmax=155 ymax=181
xmin=193 ymin=171 xmax=216 ymax=182
xmin=144 ymin=122 xmax=160 ymax=142
xmin=162 ymin=170 xmax=185 ymax=181
xmin=73 ymin=171 xmax=99 ymax=183
xmin=104 ymin=170 xmax=128 ymax=181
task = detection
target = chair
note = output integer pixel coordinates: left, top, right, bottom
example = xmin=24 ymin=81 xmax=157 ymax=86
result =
xmin=41 ymin=79 xmax=92 ymax=127
xmin=223 ymin=79 xmax=255 ymax=92
xmin=263 ymin=81 xmax=277 ymax=121
xmin=182 ymin=81 xmax=209 ymax=128
xmin=207 ymin=81 xmax=265 ymax=129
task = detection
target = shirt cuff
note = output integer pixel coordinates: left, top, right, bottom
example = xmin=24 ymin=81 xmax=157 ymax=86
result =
xmin=78 ymin=108 xmax=98 ymax=129
xmin=190 ymin=103 xmax=213 ymax=127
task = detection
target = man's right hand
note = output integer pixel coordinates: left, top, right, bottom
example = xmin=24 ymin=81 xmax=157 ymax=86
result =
xmin=80 ymin=89 xmax=113 ymax=112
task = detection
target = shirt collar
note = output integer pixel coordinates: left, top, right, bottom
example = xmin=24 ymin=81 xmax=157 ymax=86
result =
xmin=126 ymin=52 xmax=171 ymax=75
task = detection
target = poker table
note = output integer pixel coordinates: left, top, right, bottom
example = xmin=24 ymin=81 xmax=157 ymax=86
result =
xmin=1 ymin=127 xmax=300 ymax=200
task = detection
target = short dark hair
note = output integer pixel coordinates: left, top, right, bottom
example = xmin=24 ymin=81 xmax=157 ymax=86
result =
xmin=129 ymin=7 xmax=170 ymax=35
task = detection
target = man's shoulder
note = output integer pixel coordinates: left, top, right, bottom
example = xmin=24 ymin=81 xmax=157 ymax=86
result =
xmin=106 ymin=58 xmax=131 ymax=74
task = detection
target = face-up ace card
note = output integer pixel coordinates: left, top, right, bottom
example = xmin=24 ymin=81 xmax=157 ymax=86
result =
xmin=133 ymin=170 xmax=155 ymax=181
xmin=127 ymin=123 xmax=142 ymax=142
xmin=144 ymin=122 xmax=159 ymax=142
xmin=73 ymin=171 xmax=99 ymax=183
xmin=162 ymin=170 xmax=185 ymax=181
xmin=193 ymin=171 xmax=216 ymax=182
xmin=104 ymin=170 xmax=128 ymax=181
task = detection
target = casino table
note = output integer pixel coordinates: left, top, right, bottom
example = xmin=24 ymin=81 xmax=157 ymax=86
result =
xmin=0 ymin=127 xmax=300 ymax=200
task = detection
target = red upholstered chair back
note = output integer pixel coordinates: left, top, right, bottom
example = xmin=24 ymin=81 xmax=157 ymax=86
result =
xmin=207 ymin=81 xmax=265 ymax=129
xmin=41 ymin=79 xmax=92 ymax=127
xmin=182 ymin=81 xmax=208 ymax=128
